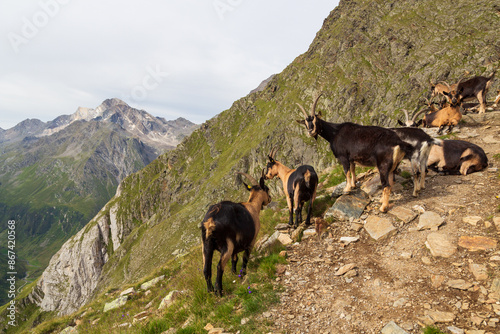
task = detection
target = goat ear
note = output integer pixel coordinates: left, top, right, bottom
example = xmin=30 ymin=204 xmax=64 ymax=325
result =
xmin=397 ymin=120 xmax=404 ymax=126
xmin=317 ymin=110 xmax=322 ymax=117
xmin=296 ymin=119 xmax=305 ymax=125
xmin=243 ymin=182 xmax=252 ymax=191
xmin=415 ymin=119 xmax=423 ymax=127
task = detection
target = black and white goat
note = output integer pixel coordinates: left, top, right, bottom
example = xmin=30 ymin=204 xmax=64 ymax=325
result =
xmin=390 ymin=127 xmax=442 ymax=197
xmin=265 ymin=147 xmax=318 ymax=228
xmin=296 ymin=93 xmax=413 ymax=212
xmin=427 ymin=139 xmax=488 ymax=175
xmin=201 ymin=170 xmax=271 ymax=296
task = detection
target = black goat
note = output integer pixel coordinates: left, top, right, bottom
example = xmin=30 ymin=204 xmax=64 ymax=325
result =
xmin=265 ymin=147 xmax=318 ymax=228
xmin=296 ymin=93 xmax=413 ymax=212
xmin=390 ymin=127 xmax=442 ymax=197
xmin=427 ymin=139 xmax=488 ymax=175
xmin=201 ymin=170 xmax=271 ymax=296
xmin=457 ymin=71 xmax=496 ymax=114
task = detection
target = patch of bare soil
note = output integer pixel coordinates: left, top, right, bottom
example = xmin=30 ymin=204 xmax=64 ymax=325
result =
xmin=269 ymin=110 xmax=500 ymax=334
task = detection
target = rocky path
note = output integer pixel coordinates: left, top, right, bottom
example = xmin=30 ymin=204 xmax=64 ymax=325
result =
xmin=268 ymin=111 xmax=500 ymax=333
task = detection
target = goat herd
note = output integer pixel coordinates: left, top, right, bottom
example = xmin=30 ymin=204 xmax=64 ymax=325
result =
xmin=201 ymin=71 xmax=497 ymax=296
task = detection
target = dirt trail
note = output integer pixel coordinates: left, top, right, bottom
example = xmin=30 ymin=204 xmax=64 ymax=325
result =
xmin=269 ymin=109 xmax=500 ymax=334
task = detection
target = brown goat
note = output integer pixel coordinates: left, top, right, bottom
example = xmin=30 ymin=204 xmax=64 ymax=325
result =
xmin=422 ymin=84 xmax=463 ymax=134
xmin=265 ymin=148 xmax=318 ymax=228
xmin=430 ymin=80 xmax=458 ymax=106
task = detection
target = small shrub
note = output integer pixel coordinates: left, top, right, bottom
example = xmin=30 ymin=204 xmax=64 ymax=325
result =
xmin=423 ymin=326 xmax=446 ymax=334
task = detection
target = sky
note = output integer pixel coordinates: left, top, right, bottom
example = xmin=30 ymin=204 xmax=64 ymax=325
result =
xmin=0 ymin=0 xmax=339 ymax=130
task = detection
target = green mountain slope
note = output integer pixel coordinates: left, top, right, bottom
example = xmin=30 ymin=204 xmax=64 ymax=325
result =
xmin=5 ymin=0 xmax=499 ymax=330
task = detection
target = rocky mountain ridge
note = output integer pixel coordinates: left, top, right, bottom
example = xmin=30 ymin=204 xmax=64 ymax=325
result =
xmin=1 ymin=98 xmax=196 ymax=150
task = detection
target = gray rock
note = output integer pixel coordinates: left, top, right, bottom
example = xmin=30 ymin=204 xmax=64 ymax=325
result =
xmin=446 ymin=279 xmax=473 ymax=290
xmin=425 ymin=232 xmax=457 ymax=258
xmin=120 ymin=287 xmax=136 ymax=296
xmin=277 ymin=233 xmax=293 ymax=245
xmin=424 ymin=310 xmax=456 ymax=323
xmin=104 ymin=295 xmax=128 ymax=312
xmin=364 ymin=216 xmax=397 ymax=241
xmin=325 ymin=189 xmax=370 ymax=221
xmin=490 ymin=278 xmax=500 ymax=295
xmin=381 ymin=321 xmax=409 ymax=334
xmin=389 ymin=206 xmax=417 ymax=224
xmin=331 ymin=181 xmax=347 ymax=198
xmin=469 ymin=263 xmax=488 ymax=281
xmin=141 ymin=275 xmax=165 ymax=291
xmin=417 ymin=211 xmax=444 ymax=231
xmin=257 ymin=231 xmax=280 ymax=251
xmin=59 ymin=327 xmax=79 ymax=334
xmin=158 ymin=290 xmax=184 ymax=310
xmin=447 ymin=326 xmax=465 ymax=334
xmin=274 ymin=223 xmax=290 ymax=231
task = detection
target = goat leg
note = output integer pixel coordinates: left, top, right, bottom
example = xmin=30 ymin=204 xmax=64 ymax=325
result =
xmin=380 ymin=186 xmax=391 ymax=212
xmin=287 ymin=196 xmax=294 ymax=226
xmin=203 ymin=245 xmax=215 ymax=293
xmin=305 ymin=200 xmax=313 ymax=226
xmin=240 ymin=249 xmax=250 ymax=277
xmin=293 ymin=186 xmax=302 ymax=228
xmin=215 ymin=241 xmax=234 ymax=297
xmin=231 ymin=253 xmax=238 ymax=274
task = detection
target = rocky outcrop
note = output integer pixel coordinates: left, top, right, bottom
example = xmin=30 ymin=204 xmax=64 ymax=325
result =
xmin=32 ymin=190 xmax=124 ymax=315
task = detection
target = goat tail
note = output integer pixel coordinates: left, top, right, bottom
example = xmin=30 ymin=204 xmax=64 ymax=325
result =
xmin=203 ymin=218 xmax=217 ymax=239
xmin=391 ymin=145 xmax=405 ymax=172
xmin=304 ymin=170 xmax=312 ymax=188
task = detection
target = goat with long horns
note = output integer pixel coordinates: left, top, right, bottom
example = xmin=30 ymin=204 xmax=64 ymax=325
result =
xmin=296 ymin=92 xmax=413 ymax=212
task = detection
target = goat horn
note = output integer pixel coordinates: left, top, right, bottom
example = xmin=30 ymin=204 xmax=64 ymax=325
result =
xmin=411 ymin=107 xmax=428 ymax=120
xmin=236 ymin=171 xmax=258 ymax=186
xmin=310 ymin=92 xmax=323 ymax=116
xmin=296 ymin=102 xmax=309 ymax=119
xmin=411 ymin=106 xmax=425 ymax=121
xmin=402 ymin=109 xmax=410 ymax=122
xmin=271 ymin=147 xmax=278 ymax=159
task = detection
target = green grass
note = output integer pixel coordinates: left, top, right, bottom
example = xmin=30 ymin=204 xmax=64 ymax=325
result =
xmin=423 ymin=326 xmax=446 ymax=334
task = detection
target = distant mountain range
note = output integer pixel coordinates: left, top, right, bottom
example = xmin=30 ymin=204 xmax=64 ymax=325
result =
xmin=0 ymin=98 xmax=197 ymax=305
xmin=0 ymin=98 xmax=195 ymax=151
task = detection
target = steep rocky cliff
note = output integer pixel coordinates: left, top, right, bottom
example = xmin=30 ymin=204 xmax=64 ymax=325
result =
xmin=17 ymin=0 xmax=500 ymax=320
